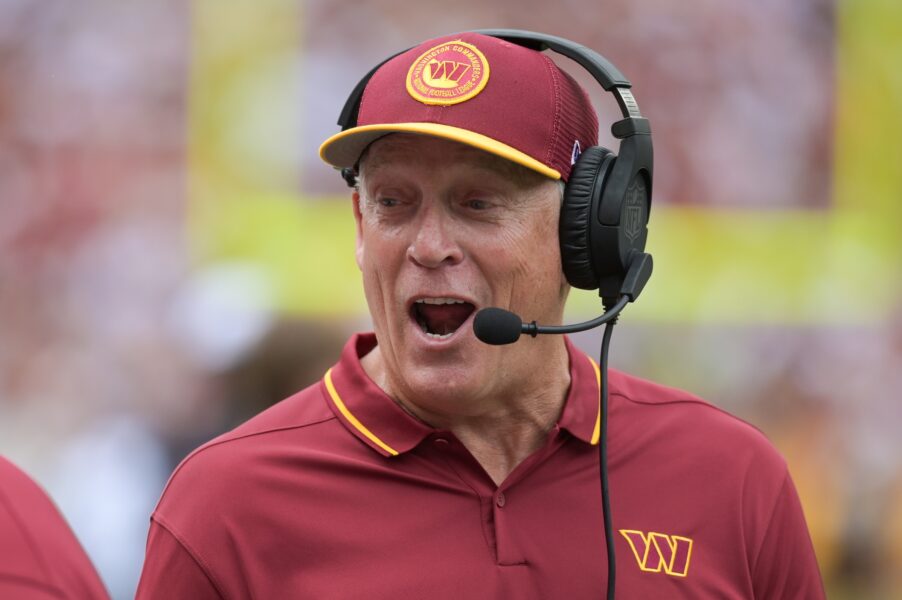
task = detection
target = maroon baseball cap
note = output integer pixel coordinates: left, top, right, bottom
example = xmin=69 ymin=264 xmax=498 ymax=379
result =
xmin=319 ymin=32 xmax=599 ymax=181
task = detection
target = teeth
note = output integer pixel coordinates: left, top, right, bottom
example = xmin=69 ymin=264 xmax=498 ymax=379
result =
xmin=412 ymin=297 xmax=471 ymax=339
xmin=425 ymin=332 xmax=453 ymax=340
xmin=415 ymin=297 xmax=467 ymax=305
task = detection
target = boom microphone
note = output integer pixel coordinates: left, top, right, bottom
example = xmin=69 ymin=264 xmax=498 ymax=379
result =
xmin=472 ymin=307 xmax=524 ymax=345
xmin=473 ymin=295 xmax=630 ymax=345
xmin=473 ymin=252 xmax=651 ymax=345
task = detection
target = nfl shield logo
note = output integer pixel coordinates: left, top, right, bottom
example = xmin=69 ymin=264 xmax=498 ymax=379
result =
xmin=623 ymin=178 xmax=646 ymax=243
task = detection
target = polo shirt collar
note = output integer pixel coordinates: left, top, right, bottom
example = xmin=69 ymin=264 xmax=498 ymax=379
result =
xmin=558 ymin=337 xmax=604 ymax=445
xmin=322 ymin=333 xmax=602 ymax=457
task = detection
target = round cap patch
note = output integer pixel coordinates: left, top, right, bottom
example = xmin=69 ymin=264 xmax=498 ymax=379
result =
xmin=406 ymin=40 xmax=490 ymax=106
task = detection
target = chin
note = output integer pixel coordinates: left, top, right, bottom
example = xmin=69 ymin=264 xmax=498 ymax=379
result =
xmin=396 ymin=358 xmax=487 ymax=410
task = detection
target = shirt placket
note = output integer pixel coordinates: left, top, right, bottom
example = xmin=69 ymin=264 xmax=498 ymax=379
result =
xmin=425 ymin=428 xmax=571 ymax=567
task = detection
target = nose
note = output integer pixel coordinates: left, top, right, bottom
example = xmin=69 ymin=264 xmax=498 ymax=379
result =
xmin=407 ymin=204 xmax=463 ymax=269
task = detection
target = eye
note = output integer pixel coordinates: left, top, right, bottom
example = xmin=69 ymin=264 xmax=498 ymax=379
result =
xmin=378 ymin=197 xmax=400 ymax=208
xmin=464 ymin=198 xmax=490 ymax=210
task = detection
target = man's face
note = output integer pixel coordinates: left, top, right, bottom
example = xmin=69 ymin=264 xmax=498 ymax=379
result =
xmin=353 ymin=134 xmax=569 ymax=415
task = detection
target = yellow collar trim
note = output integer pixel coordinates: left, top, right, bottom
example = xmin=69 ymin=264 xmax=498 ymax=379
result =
xmin=589 ymin=357 xmax=602 ymax=445
xmin=324 ymin=368 xmax=399 ymax=456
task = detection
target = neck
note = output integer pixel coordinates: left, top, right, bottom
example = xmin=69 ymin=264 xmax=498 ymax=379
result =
xmin=434 ymin=386 xmax=567 ymax=485
xmin=360 ymin=339 xmax=571 ymax=485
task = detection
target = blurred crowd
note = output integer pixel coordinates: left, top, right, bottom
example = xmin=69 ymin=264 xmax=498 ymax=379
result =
xmin=0 ymin=1 xmax=899 ymax=599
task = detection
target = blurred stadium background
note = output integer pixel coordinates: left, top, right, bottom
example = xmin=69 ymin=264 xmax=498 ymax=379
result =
xmin=0 ymin=1 xmax=900 ymax=598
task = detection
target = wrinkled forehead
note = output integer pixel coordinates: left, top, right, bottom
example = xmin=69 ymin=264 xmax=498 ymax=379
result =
xmin=358 ymin=133 xmax=553 ymax=190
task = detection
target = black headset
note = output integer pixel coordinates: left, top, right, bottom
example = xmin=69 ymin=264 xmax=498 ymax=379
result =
xmin=335 ymin=28 xmax=654 ymax=303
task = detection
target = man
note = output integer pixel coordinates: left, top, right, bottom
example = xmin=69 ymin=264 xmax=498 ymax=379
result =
xmin=137 ymin=32 xmax=825 ymax=598
xmin=0 ymin=456 xmax=110 ymax=599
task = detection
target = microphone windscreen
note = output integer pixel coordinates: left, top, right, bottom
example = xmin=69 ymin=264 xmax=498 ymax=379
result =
xmin=473 ymin=307 xmax=522 ymax=345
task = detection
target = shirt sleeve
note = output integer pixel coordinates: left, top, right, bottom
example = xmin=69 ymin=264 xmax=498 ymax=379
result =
xmin=751 ymin=472 xmax=826 ymax=599
xmin=135 ymin=518 xmax=223 ymax=600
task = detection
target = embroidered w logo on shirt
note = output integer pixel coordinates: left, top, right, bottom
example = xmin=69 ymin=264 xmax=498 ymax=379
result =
xmin=620 ymin=529 xmax=693 ymax=577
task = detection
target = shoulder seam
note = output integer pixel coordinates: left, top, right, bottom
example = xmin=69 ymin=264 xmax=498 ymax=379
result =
xmin=158 ymin=413 xmax=337 ymax=504
xmin=611 ymin=390 xmax=709 ymax=408
xmin=150 ymin=514 xmax=227 ymax=599
xmin=610 ymin=391 xmax=769 ymax=436
xmin=193 ymin=414 xmax=337 ymax=456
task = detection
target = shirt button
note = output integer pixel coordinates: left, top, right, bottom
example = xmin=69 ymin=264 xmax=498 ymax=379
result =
xmin=496 ymin=492 xmax=506 ymax=508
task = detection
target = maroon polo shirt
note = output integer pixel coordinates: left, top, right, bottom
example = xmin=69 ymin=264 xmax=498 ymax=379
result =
xmin=137 ymin=333 xmax=824 ymax=599
xmin=0 ymin=457 xmax=109 ymax=600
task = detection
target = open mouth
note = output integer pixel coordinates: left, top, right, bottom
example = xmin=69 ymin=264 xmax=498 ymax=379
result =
xmin=411 ymin=298 xmax=476 ymax=339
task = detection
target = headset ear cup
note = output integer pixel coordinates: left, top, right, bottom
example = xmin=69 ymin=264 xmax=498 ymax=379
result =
xmin=560 ymin=146 xmax=615 ymax=290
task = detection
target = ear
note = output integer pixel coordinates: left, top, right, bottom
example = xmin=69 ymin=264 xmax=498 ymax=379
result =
xmin=352 ymin=191 xmax=364 ymax=271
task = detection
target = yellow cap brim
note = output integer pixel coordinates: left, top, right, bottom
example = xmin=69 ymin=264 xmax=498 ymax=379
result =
xmin=319 ymin=122 xmax=561 ymax=180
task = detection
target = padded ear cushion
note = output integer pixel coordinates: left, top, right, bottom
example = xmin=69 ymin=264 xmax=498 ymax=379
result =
xmin=560 ymin=146 xmax=615 ymax=290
